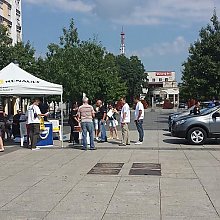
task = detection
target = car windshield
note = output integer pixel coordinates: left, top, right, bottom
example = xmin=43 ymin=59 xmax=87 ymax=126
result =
xmin=200 ymin=106 xmax=219 ymax=116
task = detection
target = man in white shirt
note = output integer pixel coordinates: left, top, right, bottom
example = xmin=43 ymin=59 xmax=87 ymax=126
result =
xmin=134 ymin=96 xmax=144 ymax=144
xmin=119 ymin=97 xmax=130 ymax=146
xmin=27 ymin=98 xmax=48 ymax=150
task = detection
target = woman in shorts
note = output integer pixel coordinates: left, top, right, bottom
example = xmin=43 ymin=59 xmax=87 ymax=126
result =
xmin=107 ymin=103 xmax=119 ymax=140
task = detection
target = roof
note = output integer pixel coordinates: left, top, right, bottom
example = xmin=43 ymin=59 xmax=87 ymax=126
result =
xmin=0 ymin=63 xmax=62 ymax=95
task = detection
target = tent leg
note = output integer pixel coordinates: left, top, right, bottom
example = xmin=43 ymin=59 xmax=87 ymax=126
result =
xmin=61 ymin=93 xmax=64 ymax=148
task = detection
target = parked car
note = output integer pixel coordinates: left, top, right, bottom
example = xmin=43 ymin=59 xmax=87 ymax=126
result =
xmin=171 ymin=106 xmax=220 ymax=145
xmin=168 ymin=105 xmax=196 ymax=132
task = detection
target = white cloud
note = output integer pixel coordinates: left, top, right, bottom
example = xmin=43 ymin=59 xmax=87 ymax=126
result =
xmin=130 ymin=36 xmax=188 ymax=58
xmin=24 ymin=0 xmax=220 ymax=25
xmin=24 ymin=0 xmax=94 ymax=13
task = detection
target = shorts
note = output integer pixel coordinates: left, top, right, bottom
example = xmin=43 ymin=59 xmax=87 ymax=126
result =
xmin=93 ymin=118 xmax=100 ymax=130
xmin=109 ymin=119 xmax=117 ymax=128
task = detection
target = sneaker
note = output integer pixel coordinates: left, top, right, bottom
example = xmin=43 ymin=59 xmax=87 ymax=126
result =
xmin=107 ymin=137 xmax=113 ymax=140
xmin=119 ymin=143 xmax=126 ymax=146
xmin=135 ymin=141 xmax=143 ymax=145
xmin=95 ymin=137 xmax=100 ymax=141
xmin=90 ymin=147 xmax=97 ymax=150
xmin=32 ymin=147 xmax=41 ymax=151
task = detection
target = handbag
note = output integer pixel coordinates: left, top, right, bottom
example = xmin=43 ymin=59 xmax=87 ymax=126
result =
xmin=114 ymin=119 xmax=119 ymax=126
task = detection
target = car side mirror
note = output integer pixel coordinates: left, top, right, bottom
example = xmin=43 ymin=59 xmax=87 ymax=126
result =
xmin=212 ymin=112 xmax=220 ymax=118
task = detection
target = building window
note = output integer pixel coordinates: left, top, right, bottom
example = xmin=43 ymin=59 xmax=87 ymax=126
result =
xmin=152 ymin=78 xmax=155 ymax=82
xmin=159 ymin=78 xmax=162 ymax=82
xmin=8 ymin=6 xmax=11 ymax=16
xmin=165 ymin=78 xmax=168 ymax=82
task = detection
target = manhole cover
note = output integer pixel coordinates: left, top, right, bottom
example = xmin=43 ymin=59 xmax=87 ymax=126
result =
xmin=129 ymin=163 xmax=161 ymax=176
xmin=87 ymin=163 xmax=124 ymax=175
xmin=94 ymin=163 xmax=124 ymax=169
xmin=129 ymin=169 xmax=161 ymax=176
xmin=88 ymin=168 xmax=121 ymax=175
xmin=132 ymin=163 xmax=161 ymax=169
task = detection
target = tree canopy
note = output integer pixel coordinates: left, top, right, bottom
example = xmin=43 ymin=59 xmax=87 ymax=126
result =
xmin=181 ymin=11 xmax=220 ymax=101
xmin=0 ymin=19 xmax=146 ymax=104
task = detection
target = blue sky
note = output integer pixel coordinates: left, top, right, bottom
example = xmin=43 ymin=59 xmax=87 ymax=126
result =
xmin=22 ymin=0 xmax=220 ymax=82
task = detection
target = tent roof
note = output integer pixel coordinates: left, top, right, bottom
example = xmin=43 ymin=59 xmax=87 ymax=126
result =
xmin=0 ymin=63 xmax=62 ymax=95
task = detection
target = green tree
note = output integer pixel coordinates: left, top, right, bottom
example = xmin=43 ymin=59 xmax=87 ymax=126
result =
xmin=42 ymin=19 xmax=127 ymax=102
xmin=181 ymin=11 xmax=220 ymax=100
xmin=116 ymin=55 xmax=146 ymax=104
xmin=0 ymin=24 xmax=12 ymax=70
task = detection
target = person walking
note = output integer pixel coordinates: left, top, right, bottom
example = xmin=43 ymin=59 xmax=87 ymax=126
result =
xmin=27 ymin=98 xmax=49 ymax=150
xmin=119 ymin=97 xmax=130 ymax=146
xmin=134 ymin=96 xmax=144 ymax=145
xmin=68 ymin=102 xmax=79 ymax=144
xmin=78 ymin=97 xmax=96 ymax=150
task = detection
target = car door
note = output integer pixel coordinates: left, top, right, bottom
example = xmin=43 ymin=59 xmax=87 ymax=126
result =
xmin=209 ymin=109 xmax=220 ymax=135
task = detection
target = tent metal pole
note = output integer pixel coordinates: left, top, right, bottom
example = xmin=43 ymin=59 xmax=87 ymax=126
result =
xmin=61 ymin=93 xmax=64 ymax=148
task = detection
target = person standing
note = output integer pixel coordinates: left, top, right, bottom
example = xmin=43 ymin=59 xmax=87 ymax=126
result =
xmin=93 ymin=101 xmax=100 ymax=141
xmin=119 ymin=97 xmax=130 ymax=146
xmin=68 ymin=102 xmax=79 ymax=144
xmin=107 ymin=103 xmax=119 ymax=140
xmin=0 ymin=106 xmax=5 ymax=152
xmin=134 ymin=96 xmax=144 ymax=145
xmin=27 ymin=98 xmax=49 ymax=150
xmin=78 ymin=97 xmax=96 ymax=150
xmin=193 ymin=101 xmax=200 ymax=115
xmin=96 ymin=100 xmax=107 ymax=143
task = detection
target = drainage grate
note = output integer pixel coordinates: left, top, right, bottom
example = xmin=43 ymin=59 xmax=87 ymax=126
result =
xmin=88 ymin=163 xmax=124 ymax=175
xmin=129 ymin=163 xmax=161 ymax=176
xmin=94 ymin=163 xmax=124 ymax=169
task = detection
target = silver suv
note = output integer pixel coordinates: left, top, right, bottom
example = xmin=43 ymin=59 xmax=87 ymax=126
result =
xmin=171 ymin=106 xmax=220 ymax=145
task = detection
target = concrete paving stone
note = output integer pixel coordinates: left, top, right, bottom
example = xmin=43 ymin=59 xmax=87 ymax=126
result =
xmin=54 ymin=200 xmax=108 ymax=213
xmin=1 ymin=192 xmax=64 ymax=212
xmin=76 ymin=181 xmax=118 ymax=189
xmin=44 ymin=211 xmax=104 ymax=220
xmin=114 ymin=180 xmax=159 ymax=196
xmin=163 ymin=216 xmax=220 ymax=220
xmin=102 ymin=213 xmax=160 ymax=220
xmin=120 ymin=175 xmax=160 ymax=183
xmin=0 ymin=193 xmax=21 ymax=208
xmin=62 ymin=190 xmax=113 ymax=204
xmin=0 ymin=210 xmax=48 ymax=220
xmin=106 ymin=194 xmax=160 ymax=215
xmin=161 ymin=204 xmax=218 ymax=218
xmin=82 ymin=175 xmax=121 ymax=182
xmin=161 ymin=173 xmax=197 ymax=179
xmin=0 ymin=175 xmax=45 ymax=187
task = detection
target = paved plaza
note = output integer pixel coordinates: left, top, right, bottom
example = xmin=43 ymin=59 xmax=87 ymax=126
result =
xmin=1 ymin=110 xmax=220 ymax=219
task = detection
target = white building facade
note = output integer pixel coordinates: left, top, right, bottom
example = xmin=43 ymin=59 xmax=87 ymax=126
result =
xmin=146 ymin=71 xmax=179 ymax=106
xmin=0 ymin=0 xmax=22 ymax=44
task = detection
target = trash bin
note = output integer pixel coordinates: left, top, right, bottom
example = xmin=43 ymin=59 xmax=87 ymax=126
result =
xmin=37 ymin=122 xmax=53 ymax=147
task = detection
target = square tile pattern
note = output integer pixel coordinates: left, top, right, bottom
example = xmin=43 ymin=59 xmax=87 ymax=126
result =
xmin=88 ymin=163 xmax=124 ymax=175
xmin=129 ymin=163 xmax=161 ymax=176
xmin=87 ymin=163 xmax=161 ymax=176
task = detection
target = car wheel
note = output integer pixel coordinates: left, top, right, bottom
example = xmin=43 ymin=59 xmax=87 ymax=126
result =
xmin=187 ymin=127 xmax=207 ymax=145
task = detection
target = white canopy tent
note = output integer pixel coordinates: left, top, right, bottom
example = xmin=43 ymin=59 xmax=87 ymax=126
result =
xmin=0 ymin=63 xmax=64 ymax=147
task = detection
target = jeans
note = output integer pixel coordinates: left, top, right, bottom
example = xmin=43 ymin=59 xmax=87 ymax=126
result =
xmin=99 ymin=120 xmax=107 ymax=141
xmin=135 ymin=119 xmax=144 ymax=142
xmin=81 ymin=122 xmax=95 ymax=149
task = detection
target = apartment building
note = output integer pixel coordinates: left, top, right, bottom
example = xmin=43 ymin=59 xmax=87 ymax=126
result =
xmin=0 ymin=0 xmax=22 ymax=44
